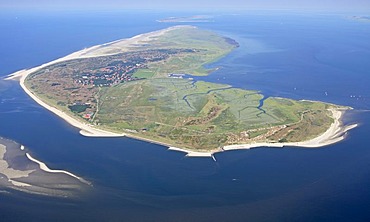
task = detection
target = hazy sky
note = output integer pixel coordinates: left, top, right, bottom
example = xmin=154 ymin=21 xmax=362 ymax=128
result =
xmin=1 ymin=0 xmax=370 ymax=11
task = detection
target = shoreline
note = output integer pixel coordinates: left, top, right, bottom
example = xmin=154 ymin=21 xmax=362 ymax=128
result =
xmin=167 ymin=108 xmax=357 ymax=158
xmin=4 ymin=25 xmax=189 ymax=138
xmin=221 ymin=109 xmax=357 ymax=152
xmin=4 ymin=26 xmax=357 ymax=158
xmin=17 ymin=67 xmax=125 ymax=137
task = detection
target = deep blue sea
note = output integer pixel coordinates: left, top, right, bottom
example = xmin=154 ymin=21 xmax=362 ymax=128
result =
xmin=0 ymin=10 xmax=370 ymax=222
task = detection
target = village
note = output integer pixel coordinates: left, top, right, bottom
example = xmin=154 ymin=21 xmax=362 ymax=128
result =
xmin=73 ymin=48 xmax=195 ymax=87
xmin=74 ymin=60 xmax=146 ymax=86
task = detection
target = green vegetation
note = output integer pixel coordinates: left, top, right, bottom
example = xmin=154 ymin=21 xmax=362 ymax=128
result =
xmin=132 ymin=69 xmax=155 ymax=79
xmin=94 ymin=78 xmax=336 ymax=150
xmin=145 ymin=27 xmax=237 ymax=77
xmin=24 ymin=26 xmax=341 ymax=151
xmin=68 ymin=104 xmax=90 ymax=113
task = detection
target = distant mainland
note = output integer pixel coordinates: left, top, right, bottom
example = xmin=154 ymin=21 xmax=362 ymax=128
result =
xmin=350 ymin=16 xmax=370 ymax=22
xmin=157 ymin=15 xmax=214 ymax=23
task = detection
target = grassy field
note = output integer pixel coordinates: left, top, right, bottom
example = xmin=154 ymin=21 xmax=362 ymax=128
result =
xmin=143 ymin=27 xmax=237 ymax=77
xmin=132 ymin=69 xmax=155 ymax=79
xmin=95 ymin=78 xmax=337 ymax=150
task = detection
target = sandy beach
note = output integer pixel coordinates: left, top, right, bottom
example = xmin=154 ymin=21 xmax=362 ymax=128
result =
xmin=4 ymin=26 xmax=357 ymax=158
xmin=17 ymin=68 xmax=125 ymax=137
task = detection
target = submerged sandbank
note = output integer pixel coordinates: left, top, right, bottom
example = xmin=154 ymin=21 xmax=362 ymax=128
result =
xmin=0 ymin=144 xmax=35 ymax=187
xmin=0 ymin=138 xmax=91 ymax=197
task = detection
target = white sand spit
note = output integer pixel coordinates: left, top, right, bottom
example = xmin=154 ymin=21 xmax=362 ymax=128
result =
xmin=26 ymin=153 xmax=91 ymax=186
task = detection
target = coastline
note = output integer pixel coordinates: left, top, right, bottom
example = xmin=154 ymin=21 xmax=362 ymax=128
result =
xmin=4 ymin=27 xmax=357 ymax=158
xmin=167 ymin=108 xmax=357 ymax=158
xmin=4 ymin=27 xmax=186 ymax=137
xmin=221 ymin=109 xmax=358 ymax=152
xmin=17 ymin=67 xmax=125 ymax=137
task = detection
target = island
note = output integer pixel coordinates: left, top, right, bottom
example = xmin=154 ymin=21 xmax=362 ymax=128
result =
xmin=157 ymin=15 xmax=214 ymax=23
xmin=350 ymin=16 xmax=370 ymax=22
xmin=6 ymin=26 xmax=357 ymax=157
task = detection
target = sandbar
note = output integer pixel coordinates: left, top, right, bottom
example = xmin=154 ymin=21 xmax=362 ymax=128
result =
xmin=0 ymin=139 xmax=91 ymax=197
xmin=25 ymin=153 xmax=91 ymax=185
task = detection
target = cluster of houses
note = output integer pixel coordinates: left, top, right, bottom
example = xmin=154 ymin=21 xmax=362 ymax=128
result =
xmin=75 ymin=62 xmax=146 ymax=87
xmin=74 ymin=48 xmax=195 ymax=87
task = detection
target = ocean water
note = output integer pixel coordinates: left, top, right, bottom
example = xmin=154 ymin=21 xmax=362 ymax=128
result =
xmin=0 ymin=10 xmax=370 ymax=222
